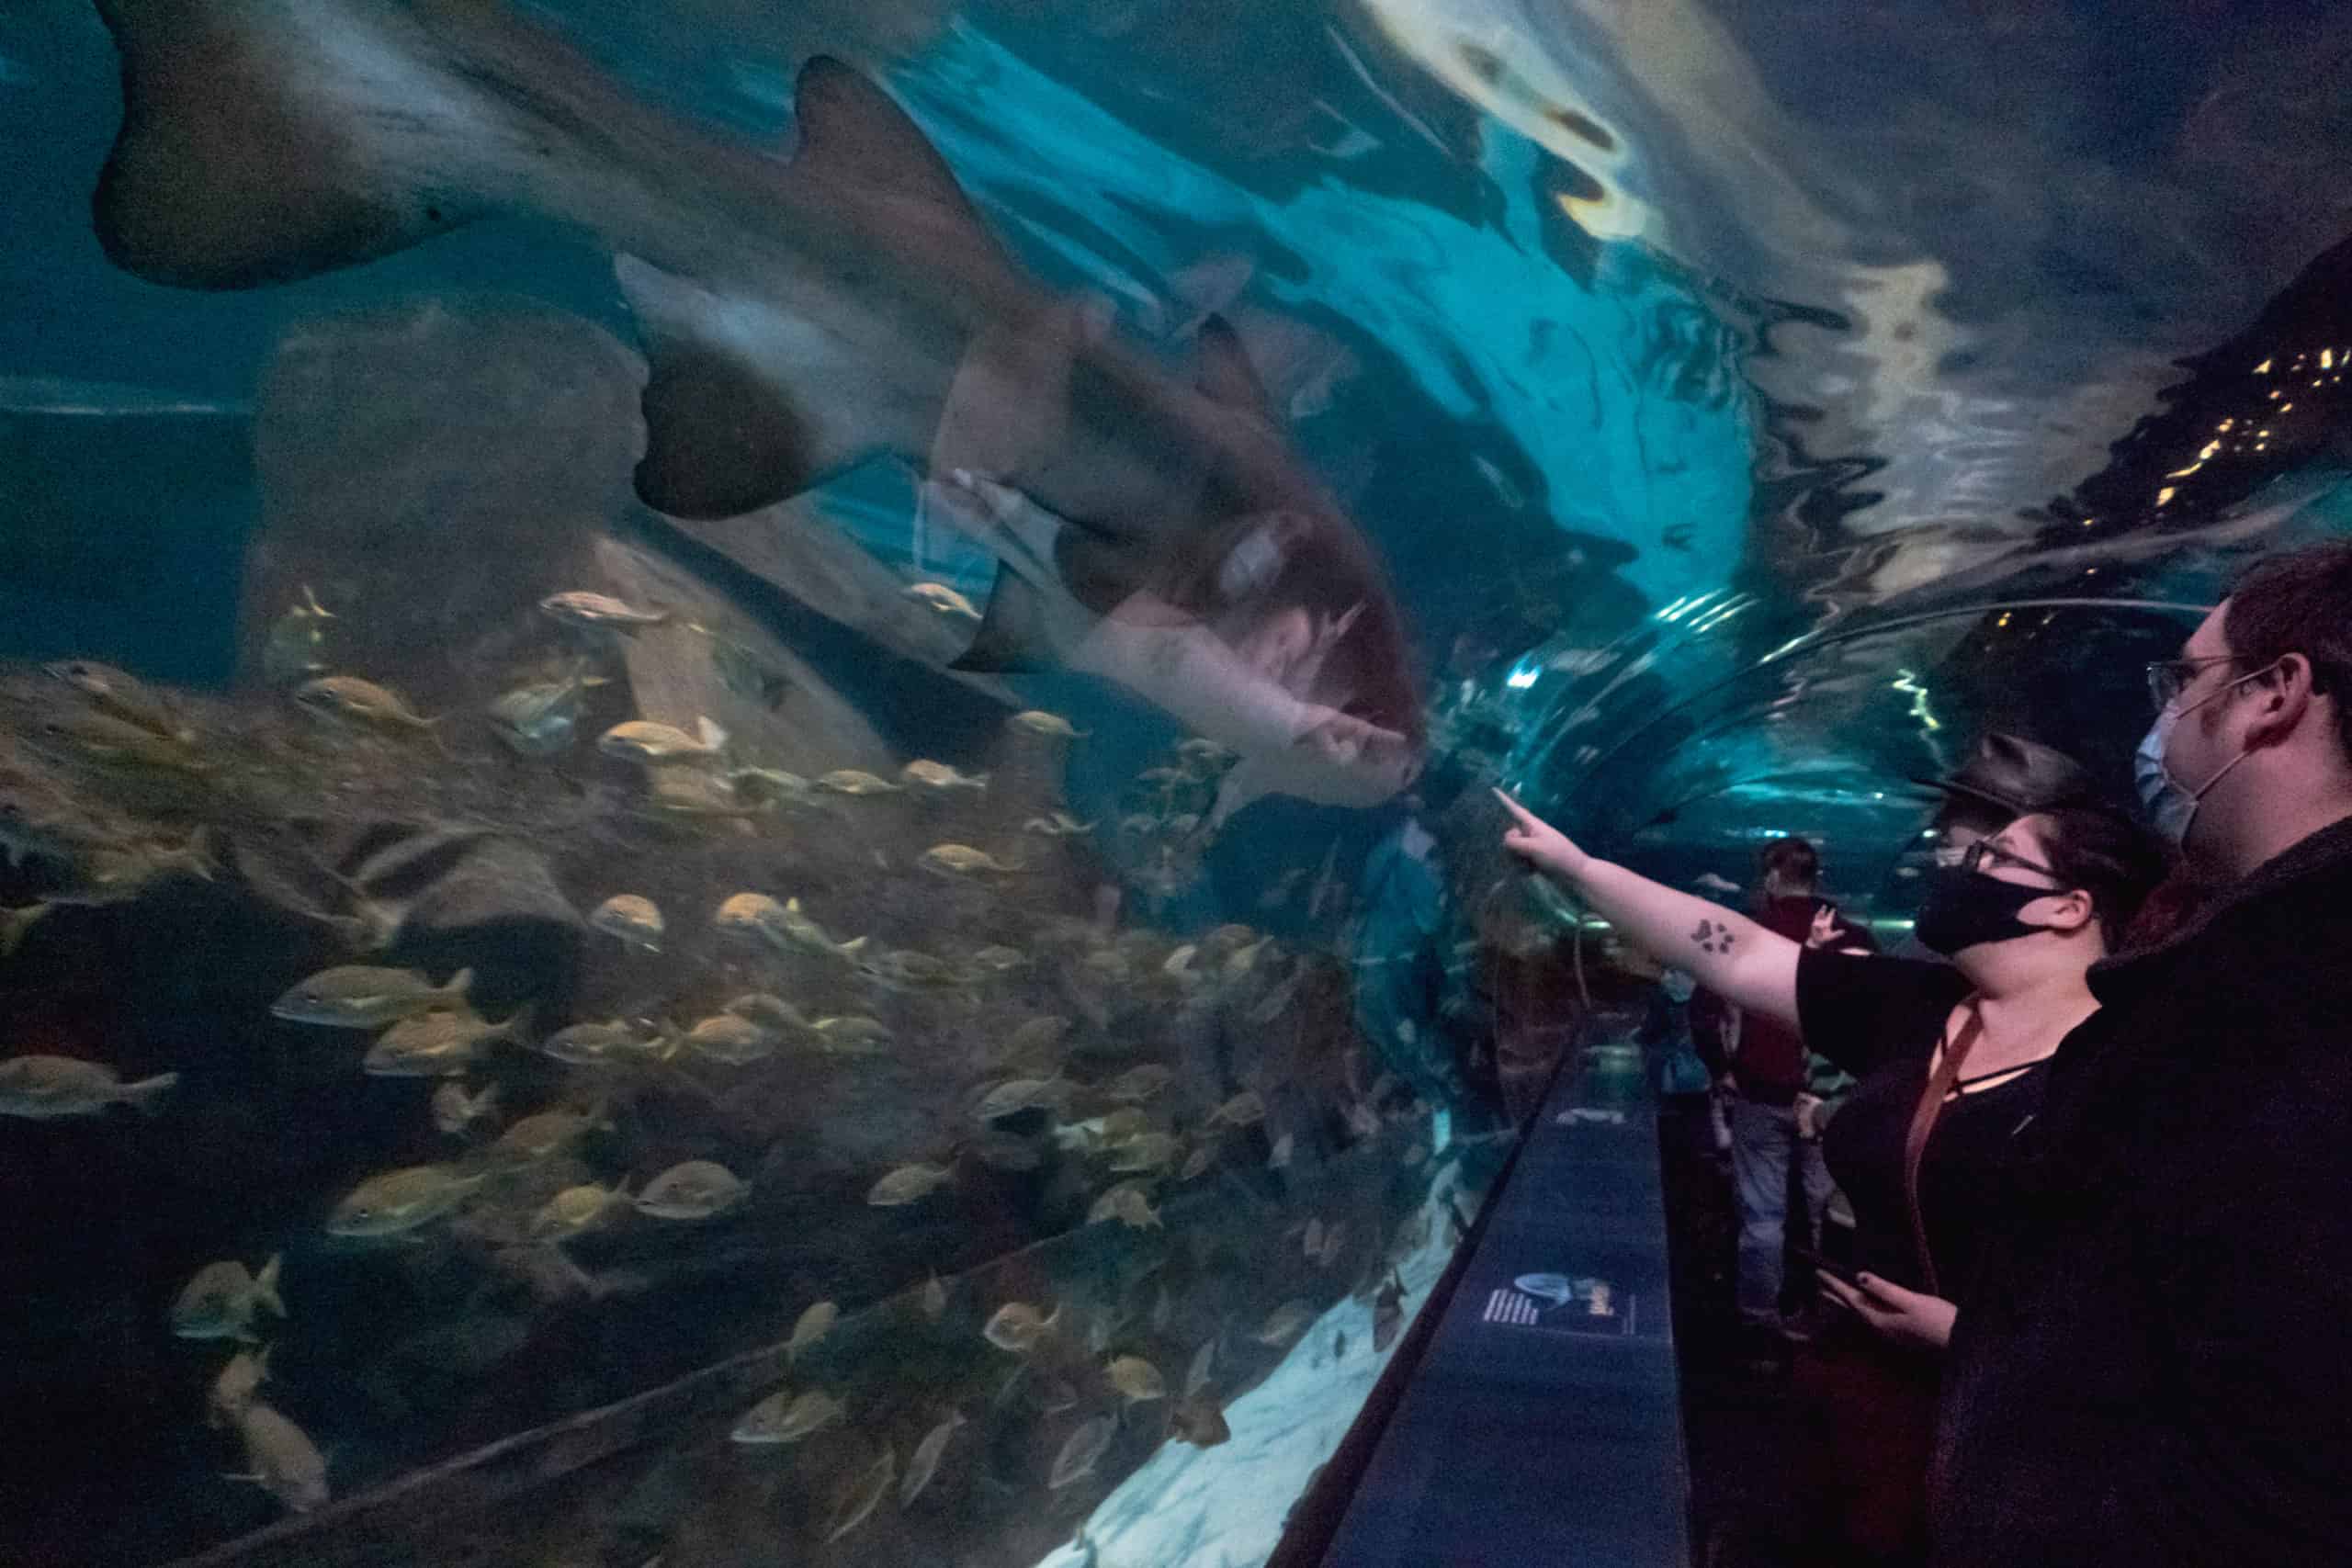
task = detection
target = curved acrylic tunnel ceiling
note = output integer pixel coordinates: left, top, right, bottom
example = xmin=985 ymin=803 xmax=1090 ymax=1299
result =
xmin=6 ymin=0 xmax=2352 ymax=891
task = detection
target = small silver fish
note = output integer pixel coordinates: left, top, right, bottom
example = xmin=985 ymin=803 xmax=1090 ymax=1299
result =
xmin=982 ymin=1301 xmax=1060 ymax=1353
xmin=709 ymin=635 xmax=791 ymax=706
xmin=172 ymin=1254 xmax=285 ymax=1342
xmin=975 ymin=1076 xmax=1071 ymax=1122
xmin=1009 ymin=710 xmax=1089 ymax=740
xmin=633 ymin=1160 xmax=747 ymax=1220
xmin=1047 ymin=1414 xmax=1114 ymax=1489
xmin=365 ymin=1007 xmax=526 ymax=1077
xmin=1022 ymin=812 xmax=1098 ymax=839
xmin=824 ymin=1447 xmax=895 ymax=1541
xmin=230 ymin=1402 xmax=329 ymax=1514
xmin=810 ymin=1014 xmax=894 ymax=1054
xmin=0 ymin=1055 xmax=176 ymax=1119
xmin=815 ymin=768 xmax=901 ymax=796
xmin=537 ymin=1019 xmax=672 ymax=1067
xmin=684 ymin=1013 xmax=778 ymax=1066
xmin=483 ymin=669 xmax=604 ymax=755
xmin=491 ymin=1102 xmax=609 ymax=1163
xmin=263 ymin=586 xmax=334 ymax=684
xmin=1087 ymin=1183 xmax=1162 ymax=1230
xmin=731 ymin=1387 xmax=844 ymax=1444
xmin=209 ymin=1345 xmax=272 ymax=1427
xmin=589 ymin=894 xmax=664 ymax=953
xmin=539 ymin=591 xmax=669 ymax=628
xmin=901 ymin=1410 xmax=966 ymax=1504
xmin=904 ymin=581 xmax=983 ymax=621
xmin=867 ymin=1161 xmax=955 ymax=1206
xmin=1184 ymin=1337 xmax=1217 ymax=1399
xmin=1103 ymin=1066 xmax=1173 ymax=1103
xmin=430 ymin=1081 xmax=501 ymax=1135
xmin=900 ymin=759 xmax=989 ymax=795
xmin=1253 ymin=1299 xmax=1317 ymax=1347
xmin=723 ymin=992 xmax=808 ymax=1032
xmin=787 ymin=1300 xmax=838 ymax=1361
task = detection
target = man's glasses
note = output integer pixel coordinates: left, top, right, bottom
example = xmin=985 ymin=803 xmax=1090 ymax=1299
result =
xmin=1960 ymin=838 xmax=2064 ymax=886
xmin=2146 ymin=655 xmax=2240 ymax=711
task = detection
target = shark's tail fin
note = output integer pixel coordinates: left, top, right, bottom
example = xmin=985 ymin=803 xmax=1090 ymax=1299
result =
xmin=92 ymin=0 xmax=510 ymax=288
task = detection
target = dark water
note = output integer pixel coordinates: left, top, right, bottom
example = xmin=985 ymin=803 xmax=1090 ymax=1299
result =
xmin=2 ymin=1 xmax=2349 ymax=1563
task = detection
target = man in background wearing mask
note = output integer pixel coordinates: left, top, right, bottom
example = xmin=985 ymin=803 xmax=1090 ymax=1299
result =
xmin=1928 ymin=540 xmax=2352 ymax=1567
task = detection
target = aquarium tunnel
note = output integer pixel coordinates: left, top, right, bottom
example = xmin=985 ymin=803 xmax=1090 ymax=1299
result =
xmin=5 ymin=1 xmax=2351 ymax=1564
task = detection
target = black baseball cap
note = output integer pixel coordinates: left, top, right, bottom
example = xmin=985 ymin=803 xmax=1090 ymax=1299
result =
xmin=1912 ymin=733 xmax=2107 ymax=818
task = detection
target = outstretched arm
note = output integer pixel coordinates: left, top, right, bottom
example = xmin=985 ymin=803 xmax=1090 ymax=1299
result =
xmin=1497 ymin=790 xmax=1801 ymax=1032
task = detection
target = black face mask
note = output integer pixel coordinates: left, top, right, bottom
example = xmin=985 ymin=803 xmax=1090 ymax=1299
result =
xmin=1914 ymin=865 xmax=2052 ymax=957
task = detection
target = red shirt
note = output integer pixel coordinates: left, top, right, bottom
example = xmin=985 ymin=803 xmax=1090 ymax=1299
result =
xmin=1724 ymin=896 xmax=1822 ymax=1102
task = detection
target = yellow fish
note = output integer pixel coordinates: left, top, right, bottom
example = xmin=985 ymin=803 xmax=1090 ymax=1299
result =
xmin=903 ymin=581 xmax=983 ymax=621
xmin=1088 ymin=1182 xmax=1162 ymax=1231
xmin=528 ymin=1178 xmax=632 ymax=1242
xmin=684 ymin=1013 xmax=778 ymax=1066
xmin=588 ymin=894 xmax=664 ymax=953
xmin=811 ymin=1014 xmax=894 ymax=1053
xmin=539 ymin=591 xmax=669 ymax=628
xmin=918 ymin=843 xmax=1021 ymax=877
xmin=45 ymin=658 xmax=192 ymax=742
xmin=230 ymin=1402 xmax=329 ymax=1514
xmin=867 ymin=1161 xmax=955 ymax=1206
xmin=292 ymin=675 xmax=437 ymax=734
xmin=900 ymin=759 xmax=989 ymax=794
xmin=325 ymin=1164 xmax=486 ymax=1237
xmin=731 ymin=1386 xmax=845 ymax=1444
xmin=816 ymin=768 xmax=901 ymax=796
xmin=597 ymin=716 xmax=726 ymax=764
xmin=1008 ymin=710 xmax=1088 ymax=739
xmin=982 ymin=1300 xmax=1060 ymax=1353
xmin=1103 ymin=1355 xmax=1166 ymax=1403
xmin=364 ymin=1007 xmax=526 ymax=1077
xmin=1022 ymin=811 xmax=1098 ymax=838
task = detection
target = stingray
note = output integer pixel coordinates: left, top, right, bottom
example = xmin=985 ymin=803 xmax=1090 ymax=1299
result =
xmin=90 ymin=0 xmax=1425 ymax=816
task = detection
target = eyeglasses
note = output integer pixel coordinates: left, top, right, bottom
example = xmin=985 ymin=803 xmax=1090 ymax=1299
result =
xmin=1960 ymin=839 xmax=2064 ymax=886
xmin=2146 ymin=655 xmax=2240 ymax=711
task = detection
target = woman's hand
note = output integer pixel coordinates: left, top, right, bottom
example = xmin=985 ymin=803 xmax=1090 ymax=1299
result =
xmin=1818 ymin=1270 xmax=1958 ymax=1353
xmin=1807 ymin=905 xmax=1842 ymax=949
xmin=1495 ymin=790 xmax=1590 ymax=883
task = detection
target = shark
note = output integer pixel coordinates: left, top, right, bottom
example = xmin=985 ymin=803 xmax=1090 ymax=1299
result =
xmin=89 ymin=0 xmax=1425 ymax=818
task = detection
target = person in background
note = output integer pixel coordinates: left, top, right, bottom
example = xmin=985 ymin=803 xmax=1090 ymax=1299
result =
xmin=1929 ymin=542 xmax=2352 ymax=1567
xmin=1793 ymin=906 xmax=1876 ymax=1269
xmin=1496 ymin=788 xmax=2162 ymax=1564
xmin=1702 ymin=836 xmax=1833 ymax=1367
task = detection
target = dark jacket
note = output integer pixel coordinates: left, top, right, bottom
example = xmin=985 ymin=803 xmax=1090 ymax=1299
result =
xmin=1928 ymin=814 xmax=2352 ymax=1567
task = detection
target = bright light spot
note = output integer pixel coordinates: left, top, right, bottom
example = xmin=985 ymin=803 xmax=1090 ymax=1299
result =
xmin=2282 ymin=403 xmax=2295 ymax=412
xmin=2198 ymin=442 xmax=2221 ymax=460
xmin=2325 ymin=348 xmax=2335 ymax=369
xmin=1892 ymin=669 xmax=1943 ymax=732
xmin=1505 ymin=667 xmax=1539 ymax=690
xmin=2255 ymin=358 xmax=2273 ymax=374
xmin=2155 ymin=487 xmax=2177 ymax=506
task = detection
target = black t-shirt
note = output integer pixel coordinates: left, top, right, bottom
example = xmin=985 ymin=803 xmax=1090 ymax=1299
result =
xmin=1797 ymin=948 xmax=2048 ymax=1299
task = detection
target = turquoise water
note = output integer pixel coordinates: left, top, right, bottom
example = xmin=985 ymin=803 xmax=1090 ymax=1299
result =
xmin=3 ymin=2 xmax=2350 ymax=1563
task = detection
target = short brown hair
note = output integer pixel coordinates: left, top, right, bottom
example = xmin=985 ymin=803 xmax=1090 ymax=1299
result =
xmin=2032 ymin=807 xmax=2167 ymax=950
xmin=2222 ymin=540 xmax=2352 ymax=763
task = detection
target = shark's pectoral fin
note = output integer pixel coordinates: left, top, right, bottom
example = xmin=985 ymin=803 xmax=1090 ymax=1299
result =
xmin=948 ymin=567 xmax=1056 ymax=673
xmin=618 ymin=255 xmax=826 ymax=520
xmin=93 ymin=0 xmax=491 ymax=288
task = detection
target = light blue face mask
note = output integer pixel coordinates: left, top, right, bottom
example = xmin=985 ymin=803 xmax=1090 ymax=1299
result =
xmin=2134 ymin=660 xmax=2279 ymax=846
xmin=1660 ymin=968 xmax=1696 ymax=1005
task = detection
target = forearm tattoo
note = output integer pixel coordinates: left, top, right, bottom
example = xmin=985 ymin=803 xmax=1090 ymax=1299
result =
xmin=1691 ymin=919 xmax=1735 ymax=955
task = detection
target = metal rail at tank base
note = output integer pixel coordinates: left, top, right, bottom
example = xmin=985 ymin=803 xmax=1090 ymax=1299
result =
xmin=1271 ymin=1021 xmax=1687 ymax=1568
